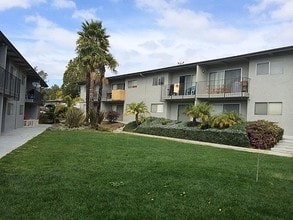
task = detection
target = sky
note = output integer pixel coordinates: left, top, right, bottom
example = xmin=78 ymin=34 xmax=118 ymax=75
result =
xmin=1 ymin=0 xmax=293 ymax=86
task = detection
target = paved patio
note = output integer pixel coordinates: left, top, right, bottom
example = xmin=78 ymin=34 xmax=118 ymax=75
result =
xmin=0 ymin=124 xmax=51 ymax=159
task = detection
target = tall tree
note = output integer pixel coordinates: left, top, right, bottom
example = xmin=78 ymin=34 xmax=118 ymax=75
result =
xmin=62 ymin=58 xmax=85 ymax=98
xmin=76 ymin=20 xmax=118 ymax=121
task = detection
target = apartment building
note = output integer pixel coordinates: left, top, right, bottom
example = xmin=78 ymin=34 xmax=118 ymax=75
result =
xmin=79 ymin=46 xmax=293 ymax=136
xmin=0 ymin=31 xmax=47 ymax=135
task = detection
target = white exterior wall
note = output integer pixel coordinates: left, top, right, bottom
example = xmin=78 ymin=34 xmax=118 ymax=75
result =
xmin=247 ymin=54 xmax=293 ymax=136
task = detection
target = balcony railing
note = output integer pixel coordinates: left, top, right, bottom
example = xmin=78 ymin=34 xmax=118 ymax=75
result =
xmin=0 ymin=66 xmax=21 ymax=100
xmin=25 ymin=89 xmax=43 ymax=105
xmin=197 ymin=77 xmax=249 ymax=98
xmin=102 ymin=89 xmax=125 ymax=102
xmin=162 ymin=83 xmax=196 ymax=100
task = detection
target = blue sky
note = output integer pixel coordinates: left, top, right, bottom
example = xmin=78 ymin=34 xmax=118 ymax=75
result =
xmin=1 ymin=0 xmax=293 ymax=86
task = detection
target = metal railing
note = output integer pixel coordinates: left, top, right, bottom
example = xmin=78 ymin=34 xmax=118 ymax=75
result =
xmin=162 ymin=83 xmax=196 ymax=100
xmin=0 ymin=66 xmax=21 ymax=100
xmin=25 ymin=89 xmax=43 ymax=105
xmin=102 ymin=89 xmax=125 ymax=102
xmin=197 ymin=77 xmax=249 ymax=98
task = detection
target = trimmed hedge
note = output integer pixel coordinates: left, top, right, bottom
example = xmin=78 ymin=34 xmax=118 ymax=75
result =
xmin=135 ymin=125 xmax=250 ymax=147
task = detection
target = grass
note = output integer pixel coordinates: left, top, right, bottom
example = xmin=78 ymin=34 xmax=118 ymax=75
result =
xmin=0 ymin=130 xmax=292 ymax=219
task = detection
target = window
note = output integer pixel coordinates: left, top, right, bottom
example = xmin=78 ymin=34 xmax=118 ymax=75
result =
xmin=153 ymin=76 xmax=165 ymax=86
xmin=209 ymin=69 xmax=241 ymax=93
xmin=223 ymin=104 xmax=240 ymax=113
xmin=255 ymin=102 xmax=282 ymax=115
xmin=112 ymin=83 xmax=125 ymax=90
xmin=151 ymin=104 xmax=164 ymax=113
xmin=19 ymin=105 xmax=24 ymax=115
xmin=214 ymin=103 xmax=240 ymax=114
xmin=128 ymin=80 xmax=137 ymax=88
xmin=7 ymin=103 xmax=13 ymax=115
xmin=256 ymin=61 xmax=283 ymax=75
xmin=256 ymin=62 xmax=269 ymax=75
xmin=271 ymin=61 xmax=283 ymax=75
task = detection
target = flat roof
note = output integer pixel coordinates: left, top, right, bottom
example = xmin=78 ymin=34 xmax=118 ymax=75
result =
xmin=107 ymin=45 xmax=293 ymax=80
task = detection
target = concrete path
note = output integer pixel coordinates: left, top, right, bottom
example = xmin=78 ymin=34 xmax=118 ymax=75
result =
xmin=0 ymin=124 xmax=51 ymax=159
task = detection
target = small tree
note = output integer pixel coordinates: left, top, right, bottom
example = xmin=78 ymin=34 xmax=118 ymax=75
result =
xmin=126 ymin=102 xmax=149 ymax=125
xmin=184 ymin=102 xmax=213 ymax=126
xmin=211 ymin=112 xmax=243 ymax=129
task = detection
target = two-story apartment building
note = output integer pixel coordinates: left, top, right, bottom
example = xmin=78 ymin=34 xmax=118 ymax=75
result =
xmin=79 ymin=46 xmax=293 ymax=136
xmin=0 ymin=31 xmax=47 ymax=135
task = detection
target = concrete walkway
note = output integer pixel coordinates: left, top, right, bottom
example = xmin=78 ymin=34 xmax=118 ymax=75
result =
xmin=0 ymin=124 xmax=51 ymax=159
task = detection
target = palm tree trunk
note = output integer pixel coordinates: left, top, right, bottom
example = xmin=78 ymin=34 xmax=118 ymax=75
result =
xmin=89 ymin=72 xmax=95 ymax=111
xmin=85 ymin=71 xmax=90 ymax=121
xmin=96 ymin=66 xmax=105 ymax=118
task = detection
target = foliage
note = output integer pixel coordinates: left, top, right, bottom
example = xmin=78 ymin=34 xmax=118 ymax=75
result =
xmin=136 ymin=117 xmax=249 ymax=147
xmin=42 ymin=84 xmax=63 ymax=101
xmin=66 ymin=107 xmax=85 ymax=128
xmin=123 ymin=121 xmax=138 ymax=132
xmin=62 ymin=58 xmax=85 ymax=98
xmin=184 ymin=102 xmax=213 ymax=127
xmin=245 ymin=120 xmax=284 ymax=149
xmin=63 ymin=95 xmax=83 ymax=108
xmin=39 ymin=104 xmax=55 ymax=124
xmin=89 ymin=109 xmax=105 ymax=129
xmin=76 ymin=20 xmax=118 ymax=119
xmin=126 ymin=101 xmax=149 ymax=125
xmin=211 ymin=112 xmax=243 ymax=129
xmin=54 ymin=105 xmax=68 ymax=122
xmin=106 ymin=111 xmax=120 ymax=122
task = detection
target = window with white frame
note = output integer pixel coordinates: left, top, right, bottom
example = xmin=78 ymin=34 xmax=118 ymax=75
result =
xmin=7 ymin=103 xmax=14 ymax=115
xmin=255 ymin=102 xmax=282 ymax=115
xmin=256 ymin=61 xmax=283 ymax=75
xmin=112 ymin=83 xmax=125 ymax=90
xmin=214 ymin=103 xmax=240 ymax=114
xmin=151 ymin=104 xmax=164 ymax=113
xmin=128 ymin=80 xmax=137 ymax=88
xmin=153 ymin=76 xmax=165 ymax=86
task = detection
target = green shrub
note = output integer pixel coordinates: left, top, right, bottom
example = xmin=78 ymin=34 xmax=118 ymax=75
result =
xmin=54 ymin=105 xmax=68 ymax=122
xmin=211 ymin=112 xmax=243 ymax=129
xmin=106 ymin=111 xmax=120 ymax=123
xmin=135 ymin=117 xmax=250 ymax=147
xmin=123 ymin=121 xmax=138 ymax=132
xmin=39 ymin=112 xmax=48 ymax=124
xmin=135 ymin=126 xmax=249 ymax=147
xmin=66 ymin=107 xmax=85 ymax=128
xmin=245 ymin=120 xmax=284 ymax=149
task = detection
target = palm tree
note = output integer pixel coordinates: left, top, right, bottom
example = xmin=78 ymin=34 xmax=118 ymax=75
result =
xmin=184 ymin=102 xmax=213 ymax=125
xmin=126 ymin=102 xmax=149 ymax=125
xmin=76 ymin=20 xmax=118 ymax=121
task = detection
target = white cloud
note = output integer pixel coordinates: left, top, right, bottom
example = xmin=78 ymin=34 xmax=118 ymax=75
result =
xmin=21 ymin=15 xmax=77 ymax=85
xmin=107 ymin=0 xmax=293 ymax=76
xmin=0 ymin=0 xmax=45 ymax=11
xmin=248 ymin=0 xmax=293 ymax=21
xmin=52 ymin=0 xmax=76 ymax=9
xmin=72 ymin=8 xmax=97 ymax=20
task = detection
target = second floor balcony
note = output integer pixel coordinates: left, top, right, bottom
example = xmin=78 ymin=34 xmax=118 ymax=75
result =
xmin=102 ymin=89 xmax=125 ymax=102
xmin=162 ymin=83 xmax=196 ymax=100
xmin=197 ymin=77 xmax=249 ymax=99
xmin=25 ymin=89 xmax=44 ymax=105
xmin=0 ymin=66 xmax=21 ymax=100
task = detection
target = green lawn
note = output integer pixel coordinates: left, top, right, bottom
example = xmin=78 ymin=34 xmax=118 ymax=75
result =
xmin=0 ymin=130 xmax=292 ymax=219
